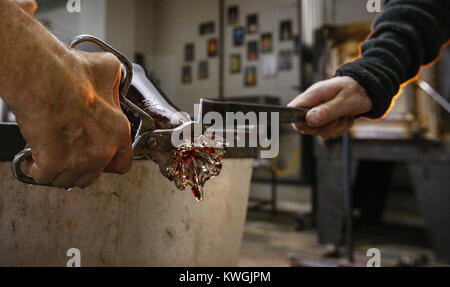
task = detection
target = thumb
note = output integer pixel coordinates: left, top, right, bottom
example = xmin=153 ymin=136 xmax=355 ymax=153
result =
xmin=288 ymin=78 xmax=343 ymax=109
xmin=306 ymin=95 xmax=348 ymax=128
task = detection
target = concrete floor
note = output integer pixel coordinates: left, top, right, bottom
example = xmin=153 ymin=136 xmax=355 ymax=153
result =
xmin=238 ymin=210 xmax=316 ymax=267
xmin=238 ymin=183 xmax=445 ymax=267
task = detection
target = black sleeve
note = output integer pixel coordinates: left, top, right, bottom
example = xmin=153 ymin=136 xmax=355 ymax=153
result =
xmin=335 ymin=0 xmax=450 ymax=119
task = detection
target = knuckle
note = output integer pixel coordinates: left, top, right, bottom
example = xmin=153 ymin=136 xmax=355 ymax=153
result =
xmin=116 ymin=158 xmax=133 ymax=175
xmin=33 ymin=175 xmax=50 ymax=185
xmin=116 ymin=165 xmax=131 ymax=175
xmin=96 ymin=151 xmax=113 ymax=164
xmin=77 ymin=178 xmax=97 ymax=189
xmin=78 ymin=182 xmax=93 ymax=189
xmin=119 ymin=114 xmax=132 ymax=134
xmin=84 ymin=52 xmax=121 ymax=89
xmin=102 ymin=52 xmax=121 ymax=67
xmin=344 ymin=77 xmax=366 ymax=95
xmin=341 ymin=76 xmax=356 ymax=85
xmin=34 ymin=161 xmax=54 ymax=172
xmin=76 ymin=184 xmax=89 ymax=190
xmin=101 ymin=53 xmax=122 ymax=79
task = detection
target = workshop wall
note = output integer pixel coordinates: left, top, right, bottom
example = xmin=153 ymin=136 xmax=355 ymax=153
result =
xmin=136 ymin=0 xmax=301 ymax=114
xmin=224 ymin=0 xmax=299 ymax=104
xmin=34 ymin=0 xmax=378 ymax=115
xmin=35 ymin=0 xmax=135 ymax=59
xmin=143 ymin=0 xmax=220 ymax=115
xmin=324 ymin=0 xmax=378 ymax=26
xmin=135 ymin=0 xmax=157 ymax=62
xmin=35 ymin=2 xmax=81 ymax=40
xmin=105 ymin=0 xmax=136 ymax=60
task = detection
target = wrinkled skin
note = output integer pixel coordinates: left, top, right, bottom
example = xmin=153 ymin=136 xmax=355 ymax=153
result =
xmin=288 ymin=76 xmax=373 ymax=139
xmin=0 ymin=0 xmax=132 ymax=188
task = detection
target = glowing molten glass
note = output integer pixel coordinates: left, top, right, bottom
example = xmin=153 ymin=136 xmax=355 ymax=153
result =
xmin=123 ymin=64 xmax=227 ymax=201
xmin=166 ymin=135 xmax=227 ymax=201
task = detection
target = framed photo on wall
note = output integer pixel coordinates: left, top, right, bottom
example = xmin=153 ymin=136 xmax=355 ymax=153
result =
xmin=182 ymin=66 xmax=192 ymax=84
xmin=208 ymin=39 xmax=218 ymax=57
xmin=247 ymin=41 xmax=258 ymax=61
xmin=198 ymin=61 xmax=208 ymax=79
xmin=280 ymin=20 xmax=293 ymax=41
xmin=279 ymin=50 xmax=293 ymax=71
xmin=184 ymin=43 xmax=195 ymax=62
xmin=261 ymin=33 xmax=273 ymax=53
xmin=228 ymin=6 xmax=239 ymax=25
xmin=199 ymin=22 xmax=215 ymax=35
xmin=230 ymin=54 xmax=241 ymax=74
xmin=244 ymin=66 xmax=257 ymax=87
xmin=233 ymin=27 xmax=245 ymax=46
xmin=246 ymin=14 xmax=258 ymax=34
xmin=262 ymin=55 xmax=277 ymax=78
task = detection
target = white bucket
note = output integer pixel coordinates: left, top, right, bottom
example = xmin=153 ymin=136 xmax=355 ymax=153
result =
xmin=0 ymin=159 xmax=253 ymax=266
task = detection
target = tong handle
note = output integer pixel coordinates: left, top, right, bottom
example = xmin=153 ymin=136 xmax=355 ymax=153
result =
xmin=11 ymin=148 xmax=75 ymax=190
xmin=11 ymin=148 xmax=38 ymax=186
xmin=199 ymin=98 xmax=310 ymax=124
xmin=11 ymin=35 xmax=142 ymax=188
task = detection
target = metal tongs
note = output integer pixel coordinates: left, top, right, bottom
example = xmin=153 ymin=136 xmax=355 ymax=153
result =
xmin=12 ymin=35 xmax=309 ymax=189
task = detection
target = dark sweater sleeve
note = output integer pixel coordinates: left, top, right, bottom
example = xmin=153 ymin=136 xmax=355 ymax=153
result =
xmin=335 ymin=0 xmax=450 ymax=119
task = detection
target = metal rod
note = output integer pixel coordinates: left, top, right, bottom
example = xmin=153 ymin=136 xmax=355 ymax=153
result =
xmin=342 ymin=133 xmax=354 ymax=262
xmin=416 ymin=80 xmax=450 ymax=113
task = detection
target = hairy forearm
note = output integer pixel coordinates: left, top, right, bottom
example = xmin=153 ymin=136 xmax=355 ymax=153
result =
xmin=0 ymin=0 xmax=132 ymax=187
xmin=0 ymin=0 xmax=84 ymax=120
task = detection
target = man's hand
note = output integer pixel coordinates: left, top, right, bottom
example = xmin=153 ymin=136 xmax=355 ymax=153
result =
xmin=16 ymin=51 xmax=133 ymax=189
xmin=288 ymin=76 xmax=373 ymax=139
xmin=15 ymin=0 xmax=37 ymax=15
xmin=0 ymin=0 xmax=133 ymax=189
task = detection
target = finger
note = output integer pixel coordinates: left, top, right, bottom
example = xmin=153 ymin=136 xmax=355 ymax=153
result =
xmin=322 ymin=117 xmax=354 ymax=140
xmin=306 ymin=90 xmax=359 ymax=128
xmin=291 ymin=122 xmax=317 ymax=135
xmin=21 ymin=156 xmax=34 ymax=177
xmin=312 ymin=118 xmax=346 ymax=139
xmin=288 ymin=78 xmax=344 ymax=109
xmin=330 ymin=117 xmax=355 ymax=139
xmin=74 ymin=169 xmax=103 ymax=189
xmin=51 ymin=171 xmax=80 ymax=189
xmin=29 ymin=163 xmax=58 ymax=185
xmin=104 ymin=145 xmax=133 ymax=174
xmin=292 ymin=118 xmax=341 ymax=136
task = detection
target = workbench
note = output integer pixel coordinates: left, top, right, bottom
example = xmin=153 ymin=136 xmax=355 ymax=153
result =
xmin=314 ymin=138 xmax=450 ymax=264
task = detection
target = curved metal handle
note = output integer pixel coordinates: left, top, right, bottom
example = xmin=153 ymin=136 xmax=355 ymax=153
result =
xmin=68 ymin=35 xmax=155 ymax=152
xmin=68 ymin=35 xmax=152 ymax=124
xmin=11 ymin=148 xmax=74 ymax=190
xmin=11 ymin=148 xmax=37 ymax=185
